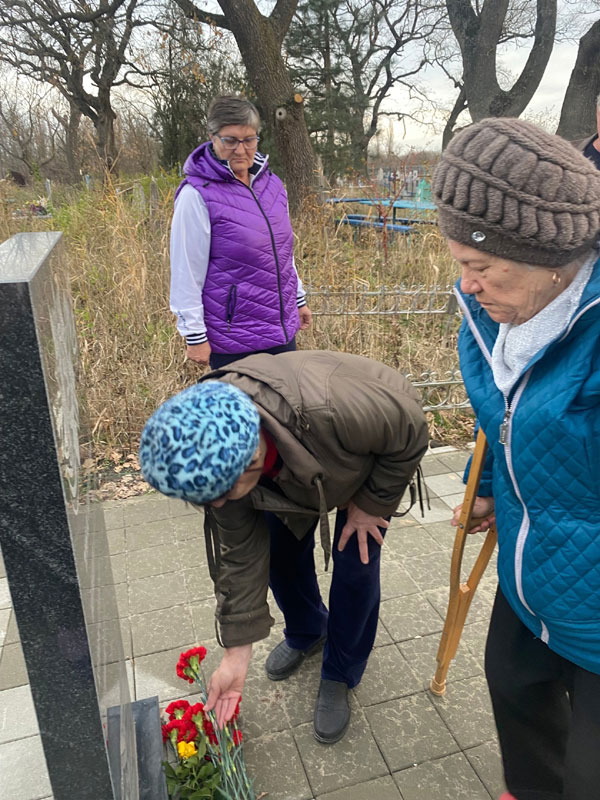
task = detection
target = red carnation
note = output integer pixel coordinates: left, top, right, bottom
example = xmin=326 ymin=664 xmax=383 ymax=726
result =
xmin=232 ymin=729 xmax=243 ymax=746
xmin=176 ymin=646 xmax=207 ymax=684
xmin=203 ymin=718 xmax=218 ymax=746
xmin=182 ymin=702 xmax=205 ymax=724
xmin=165 ymin=699 xmax=190 ymax=719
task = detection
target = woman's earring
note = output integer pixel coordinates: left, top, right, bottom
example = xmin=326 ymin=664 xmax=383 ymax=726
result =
xmin=552 ymin=271 xmax=561 ymax=285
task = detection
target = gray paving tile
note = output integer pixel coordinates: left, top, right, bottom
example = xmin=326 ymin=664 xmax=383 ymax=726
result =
xmin=244 ymin=729 xmax=312 ymax=800
xmin=0 ymin=607 xmax=9 ymax=647
xmin=375 ymin=619 xmax=393 ymax=646
xmin=0 ymin=551 xmax=4 ymax=579
xmin=421 ymin=520 xmax=456 ymax=550
xmin=380 ymin=557 xmax=420 ymax=600
xmin=423 ymin=472 xmax=464 ymax=498
xmin=173 ymin=514 xmax=203 ymax=541
xmin=294 ymin=709 xmax=388 ymax=796
xmin=407 ymin=497 xmax=453 ymax=525
xmin=169 ymin=497 xmax=198 ymax=518
xmin=190 ymin=598 xmax=218 ymax=642
xmin=425 ymin=583 xmax=495 ymax=626
xmin=96 ymin=658 xmax=135 ymax=710
xmin=384 ymin=525 xmax=442 ymax=560
xmin=465 ymin=738 xmax=505 ymax=799
xmin=126 ymin=518 xmax=174 ymax=551
xmin=380 ymin=593 xmax=444 ymax=642
xmin=128 ymin=571 xmax=188 ymax=614
xmin=354 ymin=644 xmax=421 ymax=706
xmin=127 ymin=543 xmax=181 ymax=581
xmin=88 ymin=618 xmax=131 ymax=664
xmin=402 ymin=550 xmax=453 ymax=592
xmin=365 ymin=693 xmax=458 ymax=771
xmin=4 ymin=609 xmax=19 ymax=645
xmin=102 ymin=504 xmax=125 ymax=531
xmin=122 ymin=493 xmax=171 ymax=527
xmin=317 ymin=775 xmax=402 ymax=799
xmin=460 ymin=619 xmax=492 ymax=662
xmin=393 ymin=752 xmax=492 ymax=800
xmin=180 ymin=536 xmax=208 ymax=569
xmin=419 ymin=456 xmax=454 ymax=477
xmin=0 ymin=577 xmax=11 ymax=609
xmin=0 ymin=641 xmax=27 ymax=690
xmin=398 ymin=632 xmax=483 ymax=692
xmin=106 ymin=527 xmax=126 ymax=554
xmin=109 ymin=552 xmax=127 ymax=584
xmin=133 ymin=641 xmax=198 ymax=702
xmin=239 ymin=629 xmax=313 ymax=736
xmin=440 ymin=491 xmax=468 ymax=510
xmin=430 ymin=675 xmax=497 ymax=750
xmin=0 ymin=684 xmax=39 ymax=743
xmin=436 ymin=451 xmax=471 ymax=473
xmin=182 ymin=568 xmax=215 ymax=602
xmin=130 ymin=605 xmax=194 ymax=657
xmin=0 ymin=735 xmax=52 ymax=799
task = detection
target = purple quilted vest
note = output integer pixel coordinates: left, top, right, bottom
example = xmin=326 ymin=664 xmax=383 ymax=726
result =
xmin=176 ymin=142 xmax=300 ymax=354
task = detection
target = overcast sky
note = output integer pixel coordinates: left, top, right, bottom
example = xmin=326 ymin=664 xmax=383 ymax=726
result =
xmin=389 ymin=36 xmax=596 ymax=152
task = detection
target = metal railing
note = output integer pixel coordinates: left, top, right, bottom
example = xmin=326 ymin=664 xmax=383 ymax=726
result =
xmin=305 ymin=284 xmax=469 ymax=412
xmin=306 ymin=284 xmax=457 ymax=316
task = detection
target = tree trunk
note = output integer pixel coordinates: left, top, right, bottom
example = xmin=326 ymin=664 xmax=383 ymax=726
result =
xmin=66 ymin=107 xmax=82 ymax=183
xmin=556 ymin=19 xmax=600 ymax=141
xmin=95 ymin=91 xmax=118 ymax=174
xmin=216 ymin=0 xmax=318 ymax=212
xmin=447 ymin=0 xmax=556 ymax=124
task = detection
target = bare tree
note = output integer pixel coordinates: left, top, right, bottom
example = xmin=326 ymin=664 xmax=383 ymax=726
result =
xmin=173 ymin=0 xmax=318 ymax=211
xmin=0 ymin=76 xmax=61 ymax=177
xmin=442 ymin=0 xmax=557 ymax=145
xmin=556 ymin=16 xmax=600 ymax=140
xmin=0 ymin=0 xmax=155 ymax=174
xmin=287 ymin=0 xmax=443 ymax=178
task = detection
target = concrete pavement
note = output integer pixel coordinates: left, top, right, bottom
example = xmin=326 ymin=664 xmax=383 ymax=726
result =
xmin=0 ymin=446 xmax=505 ymax=800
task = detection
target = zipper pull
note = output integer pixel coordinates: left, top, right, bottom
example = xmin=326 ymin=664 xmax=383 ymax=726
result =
xmin=499 ymin=410 xmax=511 ymax=445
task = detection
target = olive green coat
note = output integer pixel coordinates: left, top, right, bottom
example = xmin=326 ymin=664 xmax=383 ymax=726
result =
xmin=200 ymin=350 xmax=429 ymax=647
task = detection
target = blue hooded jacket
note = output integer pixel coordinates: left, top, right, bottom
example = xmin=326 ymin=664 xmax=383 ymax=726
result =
xmin=455 ymin=253 xmax=600 ymax=674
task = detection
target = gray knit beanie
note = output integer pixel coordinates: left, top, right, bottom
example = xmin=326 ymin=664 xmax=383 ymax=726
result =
xmin=433 ymin=117 xmax=600 ymax=267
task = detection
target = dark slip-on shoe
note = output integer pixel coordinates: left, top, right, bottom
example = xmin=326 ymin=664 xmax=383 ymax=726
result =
xmin=313 ymin=678 xmax=350 ymax=744
xmin=265 ymin=636 xmax=326 ymax=681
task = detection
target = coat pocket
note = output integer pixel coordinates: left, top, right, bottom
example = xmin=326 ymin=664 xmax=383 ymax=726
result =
xmin=226 ymin=285 xmax=237 ymax=326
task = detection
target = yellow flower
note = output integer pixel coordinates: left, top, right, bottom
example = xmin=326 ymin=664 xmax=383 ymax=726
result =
xmin=177 ymin=741 xmax=197 ymax=759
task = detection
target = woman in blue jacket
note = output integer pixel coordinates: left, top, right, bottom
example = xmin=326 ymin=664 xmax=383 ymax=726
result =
xmin=433 ymin=117 xmax=600 ymax=800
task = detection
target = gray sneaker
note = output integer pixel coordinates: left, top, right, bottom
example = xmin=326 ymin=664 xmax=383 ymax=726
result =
xmin=313 ymin=678 xmax=350 ymax=744
xmin=265 ymin=636 xmax=326 ymax=681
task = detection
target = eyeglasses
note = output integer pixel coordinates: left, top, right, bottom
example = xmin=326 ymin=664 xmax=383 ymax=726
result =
xmin=216 ymin=135 xmax=260 ymax=151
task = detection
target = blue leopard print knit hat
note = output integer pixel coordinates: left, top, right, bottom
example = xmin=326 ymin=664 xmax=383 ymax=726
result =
xmin=139 ymin=381 xmax=260 ymax=504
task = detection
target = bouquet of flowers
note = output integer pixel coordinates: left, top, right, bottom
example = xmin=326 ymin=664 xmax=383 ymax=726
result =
xmin=162 ymin=646 xmax=255 ymax=800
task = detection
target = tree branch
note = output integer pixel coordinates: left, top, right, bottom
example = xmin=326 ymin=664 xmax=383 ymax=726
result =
xmin=172 ymin=0 xmax=231 ymax=32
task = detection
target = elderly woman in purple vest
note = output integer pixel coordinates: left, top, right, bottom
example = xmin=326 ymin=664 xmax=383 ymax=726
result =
xmin=170 ymin=95 xmax=312 ymax=369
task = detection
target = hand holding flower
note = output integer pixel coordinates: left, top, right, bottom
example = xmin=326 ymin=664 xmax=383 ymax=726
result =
xmin=205 ymin=644 xmax=253 ymax=728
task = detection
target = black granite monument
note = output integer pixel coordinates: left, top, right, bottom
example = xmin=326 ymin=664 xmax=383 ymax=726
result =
xmin=0 ymin=232 xmax=166 ymax=799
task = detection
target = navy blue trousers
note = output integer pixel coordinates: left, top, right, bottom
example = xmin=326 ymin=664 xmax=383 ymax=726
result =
xmin=209 ymin=338 xmax=296 ymax=369
xmin=266 ymin=508 xmax=385 ymax=688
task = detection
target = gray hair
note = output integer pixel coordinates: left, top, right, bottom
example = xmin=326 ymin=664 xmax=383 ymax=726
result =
xmin=207 ymin=95 xmax=261 ymax=135
xmin=597 ymin=92 xmax=600 ymax=110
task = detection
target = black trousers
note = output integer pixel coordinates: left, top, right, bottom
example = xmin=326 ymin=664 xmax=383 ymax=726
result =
xmin=208 ymin=337 xmax=297 ymax=369
xmin=485 ymin=588 xmax=600 ymax=800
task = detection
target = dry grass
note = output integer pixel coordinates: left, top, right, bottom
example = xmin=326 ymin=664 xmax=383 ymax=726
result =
xmin=1 ymin=178 xmax=473 ymax=466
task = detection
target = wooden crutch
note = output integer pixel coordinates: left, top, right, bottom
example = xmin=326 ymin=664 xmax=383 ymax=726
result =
xmin=430 ymin=427 xmax=497 ymax=696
